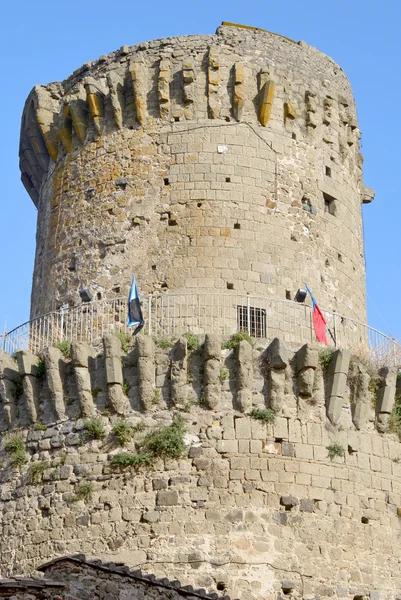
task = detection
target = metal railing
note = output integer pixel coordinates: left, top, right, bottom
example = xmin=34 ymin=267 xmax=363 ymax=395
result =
xmin=2 ymin=293 xmax=400 ymax=366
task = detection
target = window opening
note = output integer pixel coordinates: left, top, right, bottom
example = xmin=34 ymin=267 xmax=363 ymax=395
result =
xmin=237 ymin=305 xmax=267 ymax=338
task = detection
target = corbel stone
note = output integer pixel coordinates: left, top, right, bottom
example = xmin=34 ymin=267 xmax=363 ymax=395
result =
xmin=207 ymin=47 xmax=220 ymax=119
xmin=284 ymin=101 xmax=296 ymax=122
xmin=362 ymin=187 xmax=375 ymax=204
xmin=69 ymin=90 xmax=88 ymax=143
xmin=305 ymin=91 xmax=317 ymax=128
xmin=171 ymin=337 xmax=188 ymax=408
xmin=325 ymin=349 xmax=351 ymax=425
xmin=296 ymin=344 xmax=318 ymax=397
xmin=42 ymin=347 xmax=66 ymax=421
xmin=130 ymin=58 xmax=147 ymax=126
xmin=376 ymin=366 xmax=397 ymax=434
xmin=107 ymin=73 xmax=123 ymax=130
xmin=233 ymin=63 xmax=245 ymax=122
xmin=84 ymin=78 xmax=105 ymax=136
xmin=58 ymin=101 xmax=73 ymax=153
xmin=103 ymin=335 xmax=126 ymax=414
xmin=182 ymin=60 xmax=195 ymax=119
xmin=15 ymin=351 xmax=40 ymax=424
xmin=70 ymin=342 xmax=95 ymax=418
xmin=204 ymin=334 xmax=221 ymax=410
xmin=236 ymin=340 xmax=253 ymax=412
xmin=262 ymin=338 xmax=288 ymax=411
xmin=349 ymin=361 xmax=370 ymax=430
xmin=258 ymin=67 xmax=275 ymax=127
xmin=32 ymin=85 xmax=59 ymax=162
xmin=0 ymin=351 xmax=19 ymax=428
xmin=136 ymin=335 xmax=155 ymax=412
xmin=158 ymin=59 xmax=170 ymax=120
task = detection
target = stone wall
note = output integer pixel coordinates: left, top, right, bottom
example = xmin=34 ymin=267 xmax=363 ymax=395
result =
xmin=0 ymin=335 xmax=400 ymax=599
xmin=20 ymin=24 xmax=370 ymax=324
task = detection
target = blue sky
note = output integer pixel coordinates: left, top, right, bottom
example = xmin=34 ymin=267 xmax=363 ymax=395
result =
xmin=0 ymin=0 xmax=400 ymax=340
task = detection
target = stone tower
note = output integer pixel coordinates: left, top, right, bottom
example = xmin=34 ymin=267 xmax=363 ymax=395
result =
xmin=20 ymin=23 xmax=371 ymax=322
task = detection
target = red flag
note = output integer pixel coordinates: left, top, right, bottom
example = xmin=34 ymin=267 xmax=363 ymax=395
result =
xmin=305 ymin=284 xmax=328 ymax=345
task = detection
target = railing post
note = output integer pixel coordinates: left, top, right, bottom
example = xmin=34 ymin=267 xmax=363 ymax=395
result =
xmin=148 ymin=294 xmax=152 ymax=336
xmin=247 ymin=294 xmax=251 ymax=335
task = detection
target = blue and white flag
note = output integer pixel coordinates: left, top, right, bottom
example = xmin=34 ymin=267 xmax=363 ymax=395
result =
xmin=127 ymin=276 xmax=145 ymax=335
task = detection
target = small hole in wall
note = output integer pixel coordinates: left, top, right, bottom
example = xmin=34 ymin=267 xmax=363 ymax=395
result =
xmin=79 ymin=239 xmax=82 ymax=246
xmin=325 ymin=166 xmax=332 ymax=177
xmin=234 ymin=222 xmax=240 ymax=229
xmin=285 ymin=290 xmax=291 ymax=300
xmin=216 ymin=583 xmax=226 ymax=591
xmin=227 ymin=283 xmax=234 ymax=290
xmin=325 ymin=258 xmax=330 ymax=267
xmin=174 ymin=116 xmax=180 ymax=122
xmin=152 ymin=264 xmax=157 ymax=271
xmin=41 ymin=508 xmax=50 ymax=518
xmin=282 ymin=587 xmax=292 ymax=596
xmin=97 ymin=292 xmax=102 ymax=300
xmin=338 ymin=253 xmax=343 ymax=262
xmin=361 ymin=517 xmax=369 ymax=524
xmin=164 ymin=178 xmax=170 ymax=186
xmin=197 ymin=202 xmax=203 ymax=208
xmin=292 ymin=133 xmax=297 ymax=140
xmin=226 ymin=177 xmax=231 ymax=183
xmin=354 ymin=596 xmax=364 ymax=600
xmin=275 ymin=438 xmax=283 ymax=443
xmin=108 ymin=209 xmax=114 ymax=215
xmin=113 ymin=286 xmax=120 ymax=294
xmin=225 ymin=116 xmax=230 ymax=122
xmin=161 ymin=281 xmax=168 ymax=289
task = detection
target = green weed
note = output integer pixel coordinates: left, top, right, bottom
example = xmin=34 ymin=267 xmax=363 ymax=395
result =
xmin=11 ymin=375 xmax=24 ymax=400
xmin=68 ymin=482 xmax=93 ymax=502
xmin=35 ymin=359 xmax=46 ymax=381
xmin=116 ymin=330 xmax=131 ymax=353
xmin=91 ymin=387 xmax=102 ymax=399
xmin=222 ymin=331 xmax=254 ymax=350
xmin=35 ymin=422 xmax=47 ymax=431
xmin=112 ymin=420 xmax=135 ymax=446
xmin=110 ymin=452 xmax=152 ymax=470
xmin=184 ymin=332 xmax=201 ymax=352
xmin=250 ymin=407 xmax=276 ymax=424
xmin=27 ymin=461 xmax=48 ymax=485
xmin=327 ymin=443 xmax=345 ymax=461
xmin=84 ymin=417 xmax=106 ymax=440
xmin=219 ymin=367 xmax=229 ymax=382
xmin=319 ymin=348 xmax=334 ymax=370
xmin=54 ymin=341 xmax=71 ymax=359
xmin=4 ymin=434 xmax=26 ymax=467
xmin=141 ymin=416 xmax=186 ymax=460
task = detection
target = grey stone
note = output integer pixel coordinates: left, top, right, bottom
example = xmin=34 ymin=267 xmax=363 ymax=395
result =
xmin=300 ymin=499 xmax=314 ymax=513
xmin=280 ymin=495 xmax=298 ymax=508
xmin=264 ymin=338 xmax=288 ymax=370
xmin=156 ymin=490 xmax=179 ymax=506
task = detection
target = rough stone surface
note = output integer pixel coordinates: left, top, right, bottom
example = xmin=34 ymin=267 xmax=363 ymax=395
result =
xmin=22 ymin=25 xmax=367 ymax=332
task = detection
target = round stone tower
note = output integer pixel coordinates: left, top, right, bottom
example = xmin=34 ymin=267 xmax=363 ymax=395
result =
xmin=20 ymin=23 xmax=369 ymax=322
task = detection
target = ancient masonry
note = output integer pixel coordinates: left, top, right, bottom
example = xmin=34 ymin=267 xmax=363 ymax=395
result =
xmin=20 ymin=23 xmax=373 ymax=321
xmin=2 ymin=21 xmax=397 ymax=600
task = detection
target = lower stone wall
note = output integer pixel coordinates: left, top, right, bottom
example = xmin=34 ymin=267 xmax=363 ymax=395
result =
xmin=0 ymin=407 xmax=399 ymax=599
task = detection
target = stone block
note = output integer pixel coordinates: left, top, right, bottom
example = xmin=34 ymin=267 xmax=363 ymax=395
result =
xmin=156 ymin=490 xmax=179 ymax=506
xmin=217 ymin=439 xmax=238 ymax=454
xmin=16 ymin=351 xmax=39 ymax=376
xmin=300 ymin=498 xmax=314 ymax=512
xmin=376 ymin=366 xmax=397 ymax=415
xmin=282 ymin=442 xmax=295 ymax=457
xmin=204 ymin=334 xmax=221 ymax=360
xmin=327 ymin=348 xmax=351 ymax=377
xmin=70 ymin=341 xmax=92 ymax=367
xmin=235 ymin=417 xmax=251 ymax=439
xmin=296 ymin=344 xmax=318 ymax=371
xmin=280 ymin=495 xmax=298 ymax=508
xmin=263 ymin=337 xmax=288 ymax=369
xmin=274 ymin=417 xmax=288 ymax=440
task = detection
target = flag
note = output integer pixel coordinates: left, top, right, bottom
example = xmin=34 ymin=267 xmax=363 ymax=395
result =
xmin=127 ymin=276 xmax=145 ymax=335
xmin=305 ymin=284 xmax=328 ymax=345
